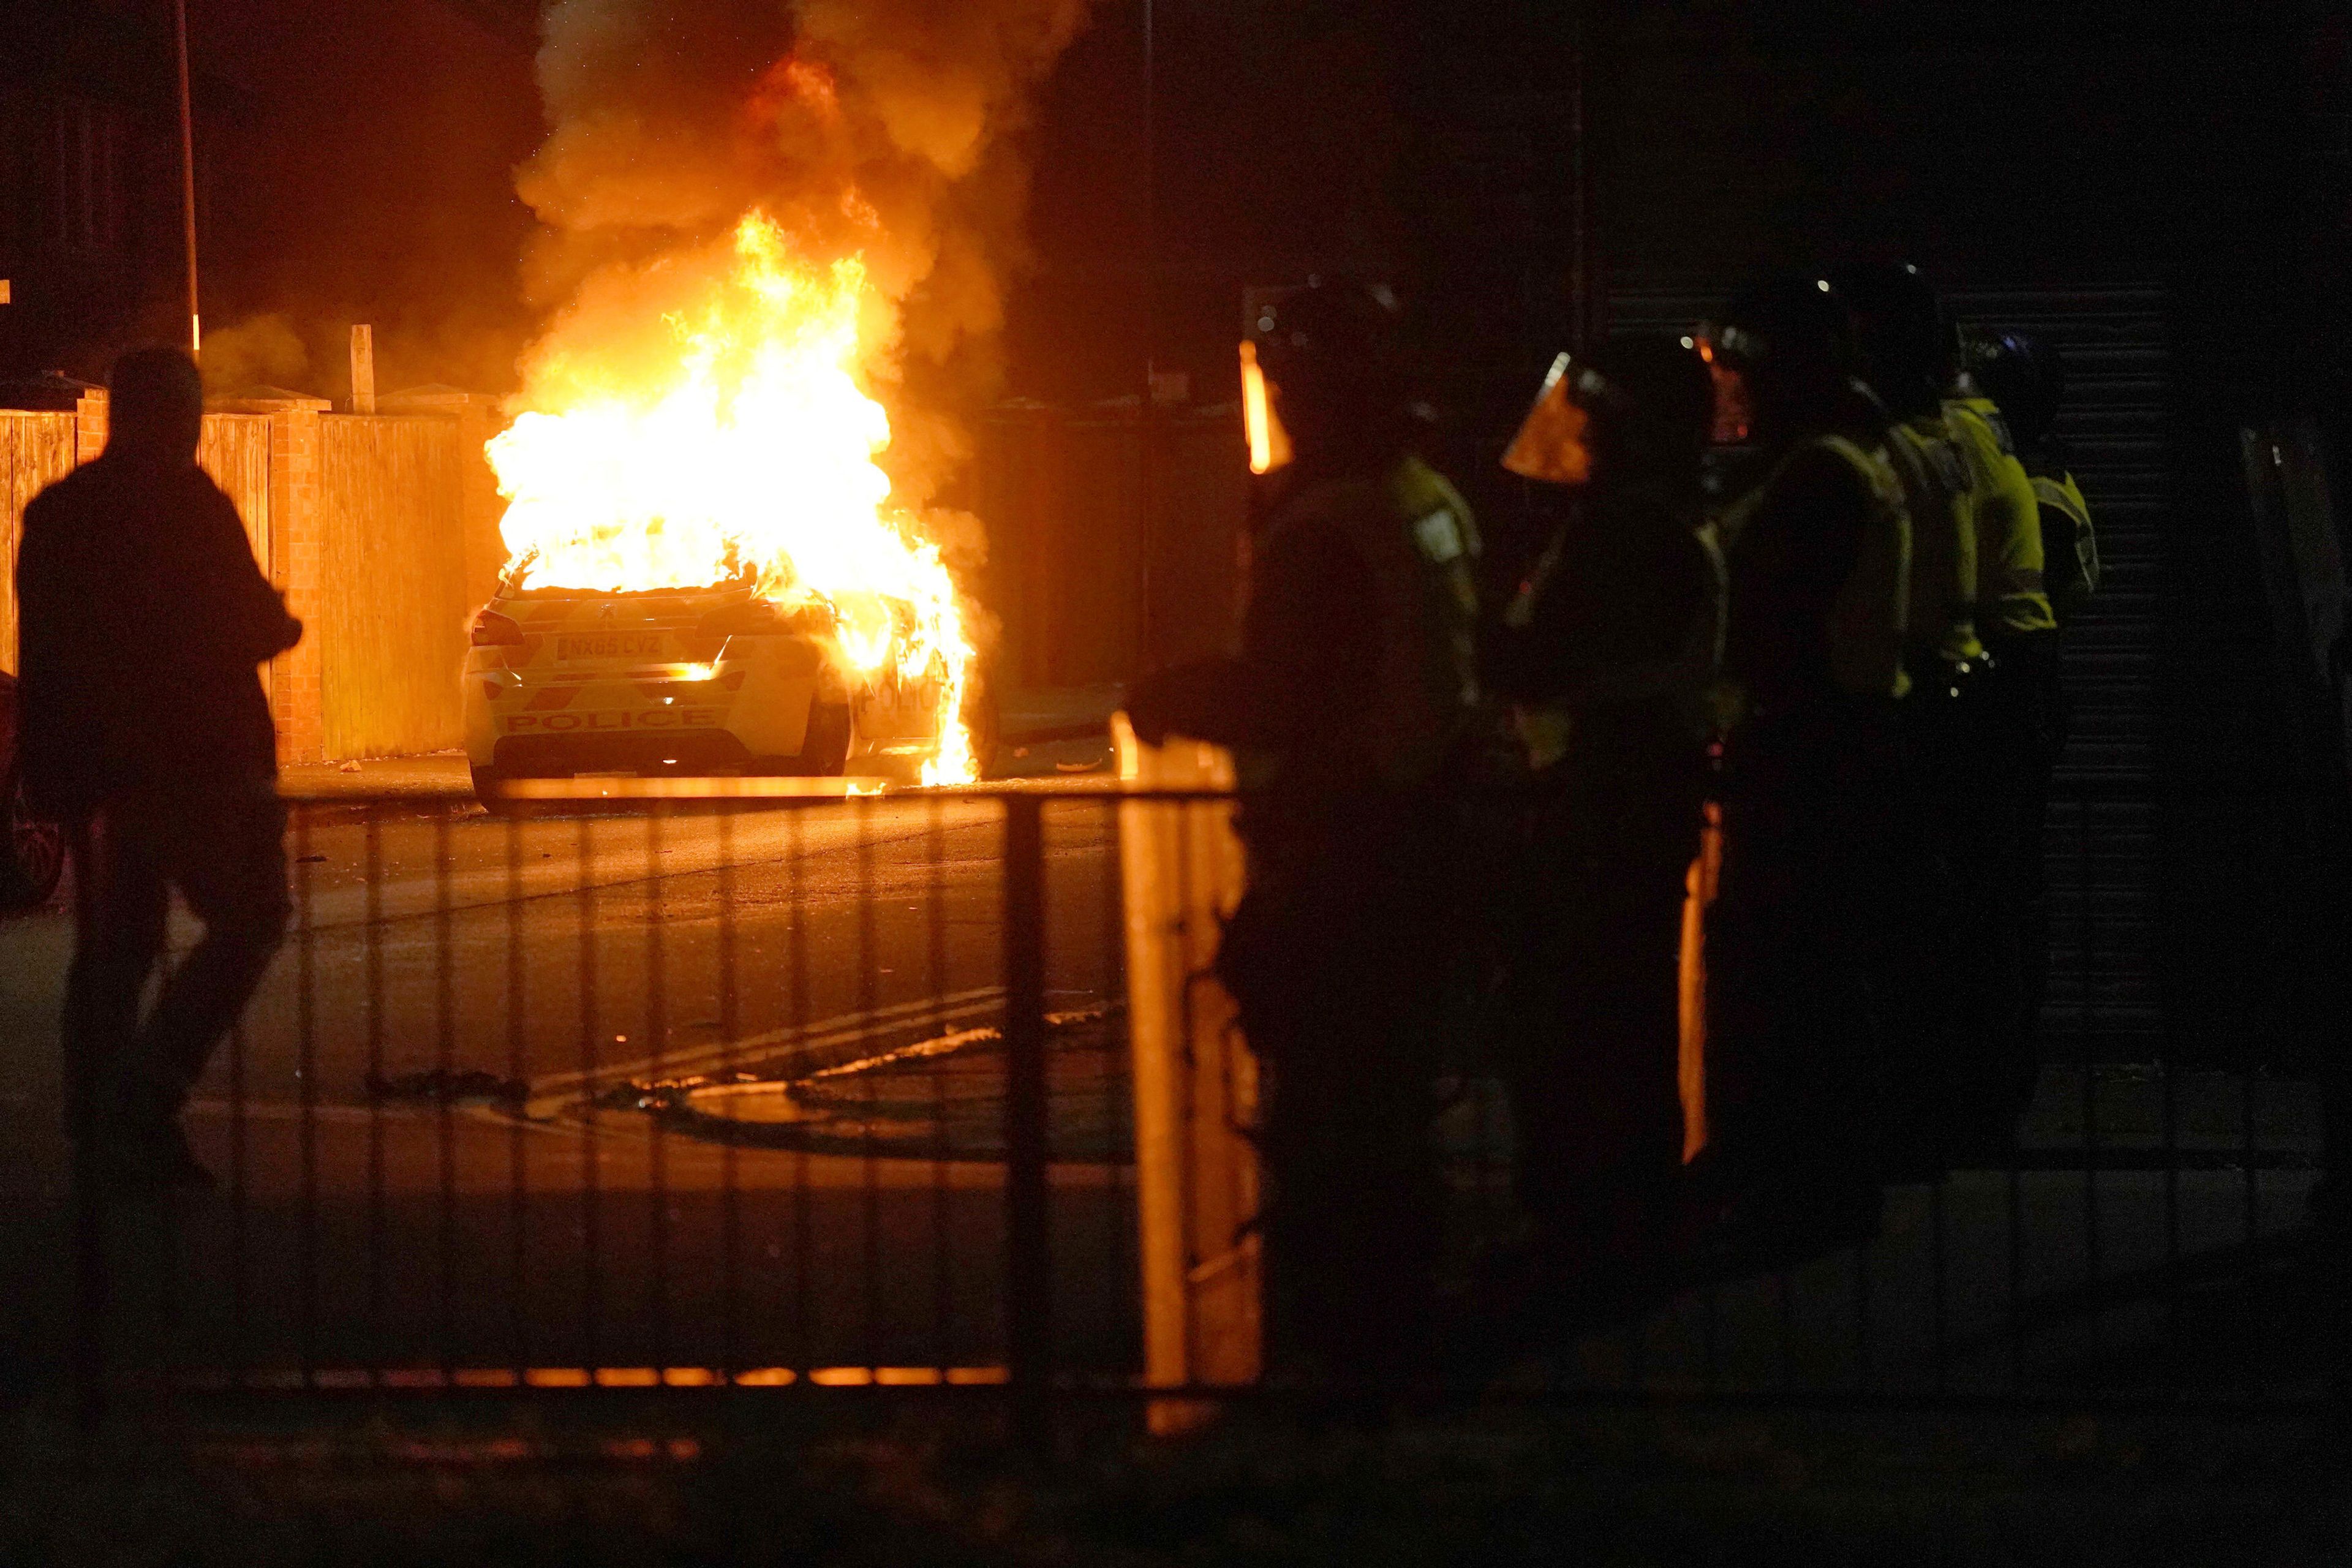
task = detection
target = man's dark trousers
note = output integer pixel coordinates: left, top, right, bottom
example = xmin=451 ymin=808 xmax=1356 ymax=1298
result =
xmin=64 ymin=786 xmax=289 ymax=1142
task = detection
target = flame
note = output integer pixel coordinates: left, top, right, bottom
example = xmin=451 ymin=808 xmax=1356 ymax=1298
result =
xmin=1238 ymin=340 xmax=1290 ymax=475
xmin=488 ymin=209 xmax=976 ymax=785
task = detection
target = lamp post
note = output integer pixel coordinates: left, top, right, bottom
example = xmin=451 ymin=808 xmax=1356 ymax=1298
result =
xmin=1135 ymin=0 xmax=1158 ymax=673
xmin=174 ymin=0 xmax=201 ymax=355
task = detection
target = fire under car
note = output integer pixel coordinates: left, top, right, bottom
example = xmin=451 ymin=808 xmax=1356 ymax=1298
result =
xmin=461 ymin=577 xmax=987 ymax=805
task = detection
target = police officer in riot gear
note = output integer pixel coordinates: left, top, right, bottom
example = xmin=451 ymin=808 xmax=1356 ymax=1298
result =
xmin=1836 ymin=261 xmax=2022 ymax=1169
xmin=1966 ymin=328 xmax=2097 ymax=623
xmin=1832 ymin=264 xmax=1985 ymax=684
xmin=1126 ymin=277 xmax=1483 ymax=1376
xmin=1695 ymin=273 xmax=1915 ymax=1256
xmin=1937 ymin=330 xmax=2062 ymax=1146
xmin=1947 ymin=375 xmax=2057 ymax=655
xmin=1483 ymin=335 xmax=1722 ymax=1328
xmin=1964 ymin=326 xmax=2095 ymax=1098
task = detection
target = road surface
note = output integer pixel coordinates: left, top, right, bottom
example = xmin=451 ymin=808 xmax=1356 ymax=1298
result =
xmin=0 ymin=782 xmax=2326 ymax=1396
xmin=0 ymin=785 xmax=1144 ymax=1382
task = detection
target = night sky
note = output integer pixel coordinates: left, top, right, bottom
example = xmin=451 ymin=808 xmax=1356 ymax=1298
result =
xmin=6 ymin=1 xmax=2325 ymax=418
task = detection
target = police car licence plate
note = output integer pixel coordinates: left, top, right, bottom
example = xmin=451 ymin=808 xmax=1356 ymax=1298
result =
xmin=557 ymin=632 xmax=669 ymax=662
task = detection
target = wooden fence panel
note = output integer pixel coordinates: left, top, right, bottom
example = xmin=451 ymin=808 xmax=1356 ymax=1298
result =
xmin=318 ymin=415 xmax=469 ymax=758
xmin=198 ymin=413 xmax=274 ymax=578
xmin=0 ymin=412 xmax=81 ymax=675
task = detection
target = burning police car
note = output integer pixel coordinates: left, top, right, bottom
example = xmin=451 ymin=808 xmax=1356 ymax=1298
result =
xmin=461 ymin=576 xmax=968 ymax=805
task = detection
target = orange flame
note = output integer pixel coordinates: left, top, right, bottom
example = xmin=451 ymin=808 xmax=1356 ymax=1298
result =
xmin=488 ymin=209 xmax=976 ymax=785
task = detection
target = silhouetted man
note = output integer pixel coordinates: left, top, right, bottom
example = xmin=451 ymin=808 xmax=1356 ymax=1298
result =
xmin=17 ymin=347 xmax=302 ymax=1186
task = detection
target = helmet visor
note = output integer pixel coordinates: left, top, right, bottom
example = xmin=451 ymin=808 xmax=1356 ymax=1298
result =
xmin=1238 ymin=339 xmax=1294 ymax=474
xmin=1693 ymin=333 xmax=1752 ymax=445
xmin=1501 ymin=353 xmax=1593 ymax=484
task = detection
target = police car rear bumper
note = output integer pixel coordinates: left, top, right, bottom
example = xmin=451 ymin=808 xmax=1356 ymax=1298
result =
xmin=463 ymin=657 xmax=831 ymax=774
xmin=489 ymin=730 xmax=755 ymax=777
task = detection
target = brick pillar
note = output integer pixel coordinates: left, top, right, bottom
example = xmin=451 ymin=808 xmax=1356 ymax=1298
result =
xmin=75 ymin=389 xmax=107 ymax=460
xmin=216 ymin=391 xmax=331 ymax=765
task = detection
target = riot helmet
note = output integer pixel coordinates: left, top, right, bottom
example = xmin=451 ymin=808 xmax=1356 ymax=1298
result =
xmin=1241 ymin=276 xmax=1408 ymax=472
xmin=1502 ymin=334 xmax=1713 ymax=491
xmin=1698 ymin=272 xmax=1869 ymax=449
xmin=1963 ymin=328 xmax=2064 ymax=450
xmin=1830 ymin=261 xmax=1954 ymax=421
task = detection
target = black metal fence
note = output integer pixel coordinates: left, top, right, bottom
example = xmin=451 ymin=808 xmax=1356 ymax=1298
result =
xmin=26 ymin=778 xmax=2337 ymax=1425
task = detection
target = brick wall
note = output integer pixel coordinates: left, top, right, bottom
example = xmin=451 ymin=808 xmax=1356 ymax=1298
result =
xmin=75 ymin=390 xmax=107 ymax=459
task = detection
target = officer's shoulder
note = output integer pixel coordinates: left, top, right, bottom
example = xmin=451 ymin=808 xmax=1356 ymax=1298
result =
xmin=1758 ymin=437 xmax=1901 ymax=522
xmin=1779 ymin=434 xmax=1887 ymax=492
xmin=1384 ymin=452 xmax=1466 ymax=506
xmin=1912 ymin=423 xmax=1970 ymax=491
xmin=2034 ymin=470 xmax=2091 ymax=514
xmin=1384 ymin=456 xmax=1477 ymax=560
xmin=1944 ymin=398 xmax=2019 ymax=453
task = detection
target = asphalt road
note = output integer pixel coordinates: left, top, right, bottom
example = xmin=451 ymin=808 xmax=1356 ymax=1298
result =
xmin=0 ymin=784 xmax=1143 ymax=1381
xmin=0 ymin=779 xmax=2328 ymax=1397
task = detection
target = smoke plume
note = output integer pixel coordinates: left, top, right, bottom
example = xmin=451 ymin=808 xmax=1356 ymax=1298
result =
xmin=197 ymin=314 xmax=311 ymax=398
xmin=511 ymin=0 xmax=1093 ymax=566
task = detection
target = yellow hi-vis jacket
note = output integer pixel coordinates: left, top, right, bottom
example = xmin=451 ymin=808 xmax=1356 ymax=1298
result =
xmin=2032 ymin=467 xmax=2099 ymax=622
xmin=1944 ymin=396 xmax=2056 ymax=638
xmin=1240 ymin=453 xmax=1483 ymax=796
xmin=1718 ymin=432 xmax=1912 ymax=703
xmin=1884 ymin=413 xmax=1985 ymax=670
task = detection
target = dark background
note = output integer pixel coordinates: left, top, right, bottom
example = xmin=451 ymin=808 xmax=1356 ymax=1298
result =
xmin=4 ymin=4 xmax=2335 ymax=446
xmin=4 ymin=0 xmax=2348 ymax=1069
xmin=13 ymin=4 xmax=2334 ymax=419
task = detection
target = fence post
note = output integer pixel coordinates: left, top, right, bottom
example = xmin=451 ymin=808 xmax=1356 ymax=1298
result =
xmin=1001 ymin=793 xmax=1053 ymax=1453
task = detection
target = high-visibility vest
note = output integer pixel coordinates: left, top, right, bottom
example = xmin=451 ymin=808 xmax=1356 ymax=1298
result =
xmin=1252 ymin=453 xmax=1483 ymax=792
xmin=2031 ymin=467 xmax=2099 ymax=622
xmin=1718 ymin=432 xmax=1912 ymax=701
xmin=1944 ymin=396 xmax=2056 ymax=638
xmin=1884 ymin=414 xmax=1985 ymax=670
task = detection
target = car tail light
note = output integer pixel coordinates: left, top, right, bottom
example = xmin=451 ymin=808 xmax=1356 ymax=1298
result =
xmin=471 ymin=608 xmax=525 ymax=647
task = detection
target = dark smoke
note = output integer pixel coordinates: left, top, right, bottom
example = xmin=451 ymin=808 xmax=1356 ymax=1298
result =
xmin=513 ymin=0 xmax=1094 ymax=526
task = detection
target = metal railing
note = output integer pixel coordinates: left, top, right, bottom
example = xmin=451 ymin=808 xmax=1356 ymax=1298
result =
xmin=28 ymin=777 xmax=2337 ymax=1428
